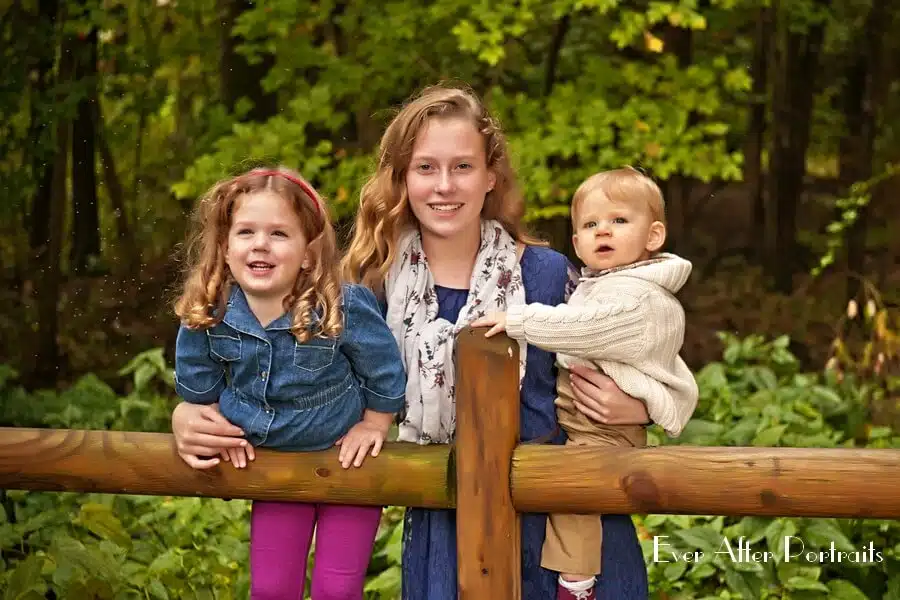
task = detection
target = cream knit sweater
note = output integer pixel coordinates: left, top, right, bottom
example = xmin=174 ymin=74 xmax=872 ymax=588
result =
xmin=505 ymin=253 xmax=697 ymax=437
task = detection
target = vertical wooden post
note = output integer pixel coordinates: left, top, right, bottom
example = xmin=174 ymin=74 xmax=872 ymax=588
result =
xmin=455 ymin=327 xmax=521 ymax=599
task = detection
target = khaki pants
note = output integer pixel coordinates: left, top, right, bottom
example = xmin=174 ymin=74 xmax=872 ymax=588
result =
xmin=540 ymin=372 xmax=647 ymax=576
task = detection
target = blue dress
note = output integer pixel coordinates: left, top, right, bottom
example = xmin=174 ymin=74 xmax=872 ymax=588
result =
xmin=401 ymin=245 xmax=649 ymax=600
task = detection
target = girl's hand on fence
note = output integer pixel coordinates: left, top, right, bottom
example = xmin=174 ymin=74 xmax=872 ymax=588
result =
xmin=172 ymin=402 xmax=254 ymax=469
xmin=336 ymin=417 xmax=390 ymax=469
xmin=569 ymin=366 xmax=650 ymax=426
xmin=470 ymin=312 xmax=508 ymax=338
xmin=220 ymin=444 xmax=252 ymax=469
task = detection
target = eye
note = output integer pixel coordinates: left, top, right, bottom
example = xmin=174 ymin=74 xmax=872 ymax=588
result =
xmin=416 ymin=163 xmax=433 ymax=172
xmin=272 ymin=230 xmax=288 ymax=238
xmin=583 ymin=221 xmax=597 ymax=229
xmin=612 ymin=217 xmax=627 ymax=224
xmin=457 ymin=162 xmax=473 ymax=170
xmin=236 ymin=228 xmax=253 ymax=235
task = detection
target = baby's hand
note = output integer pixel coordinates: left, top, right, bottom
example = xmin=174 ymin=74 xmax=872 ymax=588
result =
xmin=220 ymin=443 xmax=254 ymax=469
xmin=471 ymin=312 xmax=508 ymax=338
xmin=336 ymin=420 xmax=389 ymax=469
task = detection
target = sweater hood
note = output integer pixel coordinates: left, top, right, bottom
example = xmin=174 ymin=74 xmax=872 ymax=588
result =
xmin=582 ymin=253 xmax=692 ymax=294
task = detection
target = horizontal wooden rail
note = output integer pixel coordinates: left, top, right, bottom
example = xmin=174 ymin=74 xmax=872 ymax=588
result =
xmin=0 ymin=428 xmax=454 ymax=508
xmin=3 ymin=427 xmax=900 ymax=519
xmin=512 ymin=445 xmax=900 ymax=519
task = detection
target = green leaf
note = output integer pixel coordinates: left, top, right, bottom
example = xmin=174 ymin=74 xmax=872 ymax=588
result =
xmin=785 ymin=576 xmax=829 ymax=591
xmin=4 ymin=554 xmax=47 ymax=600
xmin=752 ymin=425 xmax=787 ymax=447
xmin=49 ymin=535 xmax=119 ymax=584
xmin=76 ymin=503 xmax=133 ymax=549
xmin=364 ymin=565 xmax=402 ymax=595
xmin=827 ymin=579 xmax=870 ymax=600
xmin=148 ymin=580 xmax=170 ymax=600
xmin=688 ymin=562 xmax=716 ymax=580
xmin=802 ymin=520 xmax=855 ymax=553
xmin=724 ymin=567 xmax=757 ymax=599
xmin=673 ymin=526 xmax=722 ymax=553
xmin=664 ymin=560 xmax=688 ymax=581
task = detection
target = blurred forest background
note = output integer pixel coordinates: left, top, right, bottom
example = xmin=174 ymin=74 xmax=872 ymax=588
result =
xmin=1 ymin=0 xmax=899 ymax=386
xmin=2 ymin=1 xmax=900 ymax=599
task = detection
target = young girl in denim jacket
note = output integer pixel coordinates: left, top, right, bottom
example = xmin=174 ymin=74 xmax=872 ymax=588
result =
xmin=173 ymin=167 xmax=406 ymax=600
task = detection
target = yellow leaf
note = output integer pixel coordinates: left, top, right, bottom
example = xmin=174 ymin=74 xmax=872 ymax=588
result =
xmin=336 ymin=186 xmax=348 ymax=202
xmin=645 ymin=142 xmax=661 ymax=157
xmin=635 ymin=120 xmax=650 ymax=132
xmin=644 ymin=31 xmax=664 ymax=53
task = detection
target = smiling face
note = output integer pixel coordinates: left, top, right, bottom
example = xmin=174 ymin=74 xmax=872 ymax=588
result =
xmin=404 ymin=117 xmax=497 ymax=243
xmin=572 ymin=190 xmax=666 ymax=271
xmin=225 ymin=190 xmax=308 ymax=309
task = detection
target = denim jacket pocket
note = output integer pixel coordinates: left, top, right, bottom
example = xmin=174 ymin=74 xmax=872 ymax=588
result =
xmin=293 ymin=337 xmax=336 ymax=372
xmin=208 ymin=332 xmax=242 ymax=362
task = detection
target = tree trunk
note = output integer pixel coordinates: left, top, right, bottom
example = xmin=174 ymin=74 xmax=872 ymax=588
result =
xmin=661 ymin=25 xmax=693 ymax=251
xmin=70 ymin=25 xmax=101 ymax=274
xmin=27 ymin=0 xmax=61 ymax=257
xmin=97 ymin=118 xmax=138 ymax=272
xmin=745 ymin=6 xmax=772 ymax=246
xmin=766 ymin=3 xmax=826 ymax=293
xmin=218 ymin=0 xmax=278 ymax=122
xmin=32 ymin=37 xmax=76 ymax=386
xmin=840 ymin=1 xmax=887 ymax=301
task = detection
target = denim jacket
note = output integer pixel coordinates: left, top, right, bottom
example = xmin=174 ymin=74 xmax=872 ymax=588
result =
xmin=174 ymin=283 xmax=406 ymax=451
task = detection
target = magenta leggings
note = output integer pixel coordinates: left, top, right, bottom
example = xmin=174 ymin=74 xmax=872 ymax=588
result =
xmin=249 ymin=500 xmax=382 ymax=600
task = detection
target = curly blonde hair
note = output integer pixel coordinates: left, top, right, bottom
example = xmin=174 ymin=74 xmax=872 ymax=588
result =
xmin=341 ymin=83 xmax=542 ymax=292
xmin=174 ymin=167 xmax=343 ymax=342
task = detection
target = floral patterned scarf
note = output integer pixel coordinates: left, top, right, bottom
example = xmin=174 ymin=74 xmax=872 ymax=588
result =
xmin=385 ymin=220 xmax=526 ymax=444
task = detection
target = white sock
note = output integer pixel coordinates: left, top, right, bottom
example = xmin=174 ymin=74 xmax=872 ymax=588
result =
xmin=558 ymin=576 xmax=594 ymax=592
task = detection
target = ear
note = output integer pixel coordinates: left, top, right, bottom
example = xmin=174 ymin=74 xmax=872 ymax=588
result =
xmin=646 ymin=221 xmax=667 ymax=252
xmin=487 ymin=170 xmax=497 ymax=192
xmin=571 ymin=232 xmax=584 ymax=263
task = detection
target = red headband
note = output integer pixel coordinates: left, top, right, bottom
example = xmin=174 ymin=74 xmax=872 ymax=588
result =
xmin=246 ymin=169 xmax=322 ymax=214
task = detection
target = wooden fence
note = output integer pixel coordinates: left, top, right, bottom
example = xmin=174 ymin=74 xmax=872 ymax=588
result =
xmin=2 ymin=329 xmax=900 ymax=598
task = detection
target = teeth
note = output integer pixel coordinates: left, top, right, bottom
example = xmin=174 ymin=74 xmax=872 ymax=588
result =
xmin=431 ymin=204 xmax=462 ymax=212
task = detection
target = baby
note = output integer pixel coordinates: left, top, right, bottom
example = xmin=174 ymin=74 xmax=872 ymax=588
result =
xmin=473 ymin=167 xmax=698 ymax=600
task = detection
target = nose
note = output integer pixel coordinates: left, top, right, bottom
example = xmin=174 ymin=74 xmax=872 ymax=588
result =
xmin=251 ymin=232 xmax=270 ymax=250
xmin=434 ymin=169 xmax=454 ymax=194
xmin=595 ymin=222 xmax=612 ymax=236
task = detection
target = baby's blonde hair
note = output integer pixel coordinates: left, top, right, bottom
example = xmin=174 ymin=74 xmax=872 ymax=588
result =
xmin=572 ymin=167 xmax=666 ymax=225
xmin=174 ymin=167 xmax=343 ymax=342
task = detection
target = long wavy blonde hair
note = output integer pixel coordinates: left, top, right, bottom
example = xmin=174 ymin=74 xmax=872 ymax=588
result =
xmin=341 ymin=84 xmax=542 ymax=292
xmin=174 ymin=167 xmax=343 ymax=342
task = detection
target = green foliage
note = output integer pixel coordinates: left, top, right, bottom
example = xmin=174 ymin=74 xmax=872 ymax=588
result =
xmin=0 ymin=352 xmax=402 ymax=599
xmin=641 ymin=332 xmax=900 ymax=599
xmin=812 ymin=163 xmax=900 ymax=276
xmin=168 ymin=0 xmax=754 ymax=222
xmin=3 ymin=334 xmax=899 ymax=598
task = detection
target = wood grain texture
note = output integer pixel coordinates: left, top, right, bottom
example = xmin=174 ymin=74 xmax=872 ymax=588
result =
xmin=455 ymin=327 xmax=521 ymax=600
xmin=0 ymin=428 xmax=454 ymax=508
xmin=512 ymin=444 xmax=900 ymax=518
xmin=5 ymin=429 xmax=900 ymax=520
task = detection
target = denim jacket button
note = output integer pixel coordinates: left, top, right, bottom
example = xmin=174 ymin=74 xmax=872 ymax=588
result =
xmin=261 ymin=371 xmax=267 ymax=380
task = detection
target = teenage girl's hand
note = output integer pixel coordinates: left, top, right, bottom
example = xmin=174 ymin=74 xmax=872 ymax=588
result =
xmin=336 ymin=410 xmax=393 ymax=469
xmin=470 ymin=312 xmax=508 ymax=338
xmin=172 ymin=402 xmax=255 ymax=469
xmin=569 ymin=366 xmax=650 ymax=426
